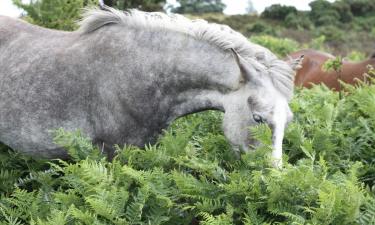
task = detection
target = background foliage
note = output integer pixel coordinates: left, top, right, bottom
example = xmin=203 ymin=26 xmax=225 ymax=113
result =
xmin=102 ymin=0 xmax=166 ymax=11
xmin=13 ymin=0 xmax=375 ymax=55
xmin=12 ymin=0 xmax=97 ymax=30
xmin=194 ymin=0 xmax=375 ymax=55
xmin=171 ymin=0 xmax=226 ymax=14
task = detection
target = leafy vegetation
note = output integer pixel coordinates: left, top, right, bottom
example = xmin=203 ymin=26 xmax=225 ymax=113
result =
xmin=196 ymin=0 xmax=375 ymax=56
xmin=261 ymin=4 xmax=297 ymax=21
xmin=102 ymin=0 xmax=166 ymax=12
xmin=250 ymin=35 xmax=299 ymax=58
xmin=171 ymin=0 xmax=226 ymax=14
xmin=1 ymin=68 xmax=375 ymax=224
xmin=12 ymin=0 xmax=97 ymax=30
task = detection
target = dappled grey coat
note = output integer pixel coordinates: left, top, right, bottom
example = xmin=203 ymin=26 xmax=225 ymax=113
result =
xmin=0 ymin=6 xmax=300 ymax=165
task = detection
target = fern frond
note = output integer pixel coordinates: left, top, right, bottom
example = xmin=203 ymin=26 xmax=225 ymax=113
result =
xmin=52 ymin=128 xmax=102 ymax=161
xmin=125 ymin=185 xmax=150 ymax=223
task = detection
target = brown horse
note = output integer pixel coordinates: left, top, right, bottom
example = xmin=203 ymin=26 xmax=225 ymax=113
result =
xmin=288 ymin=49 xmax=375 ymax=90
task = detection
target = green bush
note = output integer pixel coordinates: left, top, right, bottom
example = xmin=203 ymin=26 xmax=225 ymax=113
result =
xmin=104 ymin=0 xmax=166 ymax=12
xmin=353 ymin=16 xmax=375 ymax=32
xmin=284 ymin=12 xmax=313 ymax=30
xmin=245 ymin=21 xmax=276 ymax=36
xmin=309 ymin=0 xmax=340 ymax=26
xmin=346 ymin=50 xmax=367 ymax=61
xmin=333 ymin=1 xmax=353 ymax=23
xmin=314 ymin=25 xmax=345 ymax=43
xmin=343 ymin=0 xmax=375 ymax=17
xmin=12 ymin=0 xmax=97 ymax=31
xmin=261 ymin=4 xmax=297 ymax=21
xmin=304 ymin=35 xmax=328 ymax=51
xmin=371 ymin=28 xmax=375 ymax=39
xmin=250 ymin=35 xmax=300 ymax=57
xmin=171 ymin=0 xmax=226 ymax=14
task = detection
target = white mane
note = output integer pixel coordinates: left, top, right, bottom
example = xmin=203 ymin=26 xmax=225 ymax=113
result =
xmin=78 ymin=6 xmax=295 ymax=100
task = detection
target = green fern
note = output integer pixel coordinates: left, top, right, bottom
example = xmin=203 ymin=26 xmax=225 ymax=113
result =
xmin=358 ymin=197 xmax=375 ymax=225
xmin=1 ymin=75 xmax=375 ymax=225
xmin=52 ymin=128 xmax=102 ymax=161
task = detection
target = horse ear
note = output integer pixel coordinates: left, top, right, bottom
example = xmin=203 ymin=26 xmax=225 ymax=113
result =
xmin=231 ymin=48 xmax=259 ymax=83
xmin=289 ymin=55 xmax=304 ymax=71
xmin=99 ymin=0 xmax=106 ymax=9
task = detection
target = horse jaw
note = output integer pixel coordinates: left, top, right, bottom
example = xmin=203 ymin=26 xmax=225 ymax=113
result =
xmin=221 ymin=84 xmax=291 ymax=169
xmin=221 ymin=88 xmax=252 ymax=152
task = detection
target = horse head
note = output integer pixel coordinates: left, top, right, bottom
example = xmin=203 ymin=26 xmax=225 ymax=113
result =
xmin=221 ymin=50 xmax=303 ymax=167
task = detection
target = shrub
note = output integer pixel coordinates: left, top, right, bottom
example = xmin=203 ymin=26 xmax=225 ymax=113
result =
xmin=104 ymin=0 xmax=166 ymax=12
xmin=371 ymin=28 xmax=375 ymax=39
xmin=12 ymin=0 xmax=97 ymax=31
xmin=261 ymin=4 xmax=297 ymax=21
xmin=245 ymin=21 xmax=276 ymax=36
xmin=285 ymin=12 xmax=314 ymax=30
xmin=309 ymin=0 xmax=340 ymax=26
xmin=346 ymin=51 xmax=367 ymax=62
xmin=343 ymin=0 xmax=375 ymax=17
xmin=314 ymin=25 xmax=345 ymax=43
xmin=250 ymin=35 xmax=300 ymax=57
xmin=171 ymin=0 xmax=226 ymax=14
xmin=353 ymin=16 xmax=375 ymax=32
xmin=305 ymin=35 xmax=328 ymax=51
xmin=313 ymin=12 xmax=341 ymax=27
xmin=333 ymin=1 xmax=354 ymax=23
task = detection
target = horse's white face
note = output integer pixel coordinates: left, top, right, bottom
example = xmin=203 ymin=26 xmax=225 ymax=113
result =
xmin=222 ymin=82 xmax=292 ymax=168
xmin=221 ymin=51 xmax=299 ymax=168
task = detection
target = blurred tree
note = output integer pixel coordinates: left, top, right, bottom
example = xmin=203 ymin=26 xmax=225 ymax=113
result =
xmin=309 ymin=0 xmax=340 ymax=26
xmin=246 ymin=0 xmax=256 ymax=14
xmin=171 ymin=0 xmax=226 ymax=14
xmin=285 ymin=12 xmax=313 ymax=30
xmin=314 ymin=25 xmax=344 ymax=43
xmin=103 ymin=0 xmax=166 ymax=11
xmin=13 ymin=0 xmax=97 ymax=31
xmin=245 ymin=21 xmax=276 ymax=36
xmin=261 ymin=4 xmax=297 ymax=20
xmin=332 ymin=1 xmax=353 ymax=23
xmin=342 ymin=0 xmax=375 ymax=17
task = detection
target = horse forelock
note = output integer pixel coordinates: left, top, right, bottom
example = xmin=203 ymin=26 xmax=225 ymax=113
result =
xmin=78 ymin=6 xmax=294 ymax=100
xmin=268 ymin=59 xmax=295 ymax=101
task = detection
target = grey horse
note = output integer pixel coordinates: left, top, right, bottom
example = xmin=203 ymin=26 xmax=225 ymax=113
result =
xmin=0 ymin=6 xmax=302 ymax=167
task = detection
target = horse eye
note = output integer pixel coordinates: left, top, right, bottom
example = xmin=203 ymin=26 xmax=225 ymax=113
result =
xmin=253 ymin=114 xmax=265 ymax=123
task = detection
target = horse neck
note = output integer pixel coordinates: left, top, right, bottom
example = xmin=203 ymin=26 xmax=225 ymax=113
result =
xmin=132 ymin=28 xmax=241 ymax=120
xmin=363 ymin=58 xmax=375 ymax=68
xmin=95 ymin=26 xmax=241 ymax=122
xmin=163 ymin=42 xmax=241 ymax=121
xmin=341 ymin=59 xmax=375 ymax=80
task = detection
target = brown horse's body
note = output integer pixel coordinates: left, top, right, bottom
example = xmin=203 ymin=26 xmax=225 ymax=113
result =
xmin=289 ymin=49 xmax=375 ymax=90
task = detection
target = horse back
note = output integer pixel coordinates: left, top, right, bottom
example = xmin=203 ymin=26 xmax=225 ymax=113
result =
xmin=290 ymin=49 xmax=374 ymax=90
xmin=0 ymin=16 xmax=21 ymax=44
xmin=0 ymin=16 xmax=36 ymax=40
xmin=289 ymin=49 xmax=333 ymax=87
xmin=0 ymin=16 xmax=71 ymax=46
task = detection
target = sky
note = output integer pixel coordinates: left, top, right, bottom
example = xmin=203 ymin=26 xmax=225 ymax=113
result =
xmin=0 ymin=0 xmax=334 ymax=17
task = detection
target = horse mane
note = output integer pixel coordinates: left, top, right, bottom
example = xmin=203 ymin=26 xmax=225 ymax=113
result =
xmin=78 ymin=6 xmax=295 ymax=100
